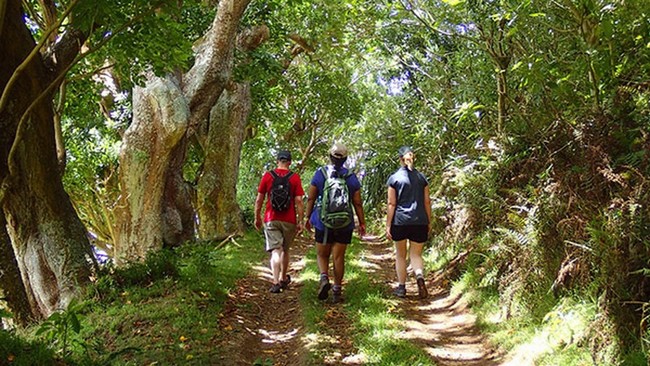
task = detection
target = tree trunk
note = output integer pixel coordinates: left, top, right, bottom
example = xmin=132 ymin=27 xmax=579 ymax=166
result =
xmin=0 ymin=214 xmax=32 ymax=326
xmin=0 ymin=0 xmax=94 ymax=319
xmin=197 ymin=83 xmax=250 ymax=240
xmin=113 ymin=0 xmax=251 ymax=262
xmin=113 ymin=76 xmax=189 ymax=265
xmin=496 ymin=67 xmax=508 ymax=134
xmin=161 ymin=138 xmax=195 ymax=247
xmin=182 ymin=0 xmax=251 ymax=128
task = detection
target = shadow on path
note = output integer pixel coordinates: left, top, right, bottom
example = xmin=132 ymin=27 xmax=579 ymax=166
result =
xmin=215 ymin=234 xmax=507 ymax=365
xmin=360 ymin=236 xmax=503 ymax=366
xmin=213 ymin=237 xmax=311 ymax=365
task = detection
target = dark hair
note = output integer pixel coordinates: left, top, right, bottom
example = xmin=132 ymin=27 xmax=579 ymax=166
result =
xmin=398 ymin=146 xmax=413 ymax=157
xmin=329 ymin=155 xmax=347 ymax=168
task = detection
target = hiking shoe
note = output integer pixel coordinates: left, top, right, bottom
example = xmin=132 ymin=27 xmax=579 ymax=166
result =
xmin=393 ymin=285 xmax=406 ymax=298
xmin=280 ymin=275 xmax=291 ymax=290
xmin=417 ymin=277 xmax=428 ymax=299
xmin=318 ymin=279 xmax=331 ymax=300
xmin=332 ymin=290 xmax=343 ymax=304
xmin=269 ymin=283 xmax=282 ymax=293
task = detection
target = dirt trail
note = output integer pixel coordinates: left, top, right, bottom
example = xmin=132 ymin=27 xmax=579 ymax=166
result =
xmin=362 ymin=236 xmax=501 ymax=366
xmin=215 ymin=236 xmax=502 ymax=365
xmin=214 ymin=238 xmax=311 ymax=365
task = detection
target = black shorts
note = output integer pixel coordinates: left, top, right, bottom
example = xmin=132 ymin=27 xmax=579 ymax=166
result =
xmin=390 ymin=224 xmax=428 ymax=243
xmin=315 ymin=228 xmax=353 ymax=244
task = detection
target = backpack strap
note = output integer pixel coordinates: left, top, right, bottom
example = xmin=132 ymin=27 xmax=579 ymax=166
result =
xmin=320 ymin=168 xmax=328 ymax=243
xmin=321 ymin=166 xmax=352 ymax=181
xmin=319 ymin=166 xmax=329 ymax=179
xmin=269 ymin=170 xmax=292 ymax=181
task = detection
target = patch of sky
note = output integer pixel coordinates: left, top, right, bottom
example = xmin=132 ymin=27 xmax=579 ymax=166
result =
xmin=376 ymin=74 xmax=408 ymax=96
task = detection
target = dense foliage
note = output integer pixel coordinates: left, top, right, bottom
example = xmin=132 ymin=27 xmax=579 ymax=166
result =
xmin=239 ymin=0 xmax=650 ymax=362
xmin=2 ymin=0 xmax=649 ymax=363
xmin=351 ymin=0 xmax=650 ymax=363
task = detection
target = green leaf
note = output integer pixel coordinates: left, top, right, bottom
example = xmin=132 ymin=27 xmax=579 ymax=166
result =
xmin=442 ymin=0 xmax=465 ymax=6
xmin=34 ymin=325 xmax=51 ymax=337
xmin=69 ymin=313 xmax=82 ymax=334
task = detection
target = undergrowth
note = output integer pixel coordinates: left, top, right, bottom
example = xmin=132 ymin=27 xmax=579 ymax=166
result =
xmin=2 ymin=231 xmax=266 ymax=365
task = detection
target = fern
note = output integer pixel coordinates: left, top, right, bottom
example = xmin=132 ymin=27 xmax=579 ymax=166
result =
xmin=616 ymin=150 xmax=646 ymax=168
xmin=494 ymin=227 xmax=532 ymax=247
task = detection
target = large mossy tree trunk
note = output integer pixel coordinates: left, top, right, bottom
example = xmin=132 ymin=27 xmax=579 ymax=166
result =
xmin=113 ymin=77 xmax=189 ymax=265
xmin=162 ymin=139 xmax=195 ymax=247
xmin=0 ymin=215 xmax=32 ymax=325
xmin=197 ymin=82 xmax=250 ymax=240
xmin=113 ymin=0 xmax=251 ymax=264
xmin=0 ymin=0 xmax=94 ymax=319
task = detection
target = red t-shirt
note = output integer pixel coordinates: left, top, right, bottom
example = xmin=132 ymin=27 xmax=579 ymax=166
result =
xmin=257 ymin=168 xmax=304 ymax=224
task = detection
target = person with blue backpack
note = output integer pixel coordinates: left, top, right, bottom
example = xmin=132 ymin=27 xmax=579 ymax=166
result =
xmin=305 ymin=143 xmax=366 ymax=303
xmin=386 ymin=146 xmax=431 ymax=299
xmin=254 ymin=150 xmax=305 ymax=293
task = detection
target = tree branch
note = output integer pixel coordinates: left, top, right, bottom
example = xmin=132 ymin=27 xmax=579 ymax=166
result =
xmin=5 ymin=5 xmax=156 ymax=178
xmin=0 ymin=0 xmax=80 ymax=113
xmin=37 ymin=0 xmax=58 ymax=41
xmin=400 ymin=0 xmax=480 ymax=46
xmin=66 ymin=62 xmax=116 ymax=83
xmin=20 ymin=0 xmax=45 ymax=30
xmin=54 ymin=80 xmax=67 ymax=173
xmin=0 ymin=0 xmax=7 ymax=40
xmin=184 ymin=0 xmax=251 ymax=128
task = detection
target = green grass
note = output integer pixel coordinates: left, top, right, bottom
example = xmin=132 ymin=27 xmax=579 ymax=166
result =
xmin=451 ymin=268 xmax=606 ymax=366
xmin=84 ymin=232 xmax=267 ymax=365
xmin=6 ymin=231 xmax=268 ymax=366
xmin=299 ymin=237 xmax=436 ymax=365
xmin=0 ymin=330 xmax=57 ymax=366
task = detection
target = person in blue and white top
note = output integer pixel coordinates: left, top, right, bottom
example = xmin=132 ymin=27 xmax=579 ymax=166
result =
xmin=386 ymin=146 xmax=431 ymax=299
xmin=305 ymin=143 xmax=366 ymax=303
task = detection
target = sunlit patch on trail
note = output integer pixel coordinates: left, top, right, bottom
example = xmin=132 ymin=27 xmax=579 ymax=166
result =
xmin=356 ymin=239 xmax=501 ymax=366
xmin=253 ymin=265 xmax=273 ymax=282
xmin=302 ymin=332 xmax=336 ymax=349
xmin=258 ymin=327 xmax=300 ymax=343
xmin=351 ymin=257 xmax=382 ymax=271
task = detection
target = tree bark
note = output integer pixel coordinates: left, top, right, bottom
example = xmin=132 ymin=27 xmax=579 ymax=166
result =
xmin=113 ymin=75 xmax=189 ymax=265
xmin=0 ymin=214 xmax=32 ymax=326
xmin=197 ymin=82 xmax=250 ymax=240
xmin=0 ymin=0 xmax=94 ymax=319
xmin=183 ymin=0 xmax=251 ymax=129
xmin=161 ymin=138 xmax=195 ymax=247
xmin=113 ymin=0 xmax=251 ymax=262
xmin=496 ymin=67 xmax=508 ymax=134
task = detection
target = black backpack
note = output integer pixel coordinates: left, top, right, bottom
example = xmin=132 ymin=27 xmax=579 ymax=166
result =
xmin=269 ymin=170 xmax=294 ymax=212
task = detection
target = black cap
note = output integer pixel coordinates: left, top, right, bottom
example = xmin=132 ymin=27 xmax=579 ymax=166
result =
xmin=277 ymin=150 xmax=292 ymax=161
xmin=398 ymin=146 xmax=413 ymax=157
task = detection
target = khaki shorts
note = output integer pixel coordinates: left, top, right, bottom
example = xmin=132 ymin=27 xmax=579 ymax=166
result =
xmin=264 ymin=221 xmax=297 ymax=252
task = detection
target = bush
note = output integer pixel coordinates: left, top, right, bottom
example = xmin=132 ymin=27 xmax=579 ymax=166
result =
xmin=0 ymin=329 xmax=57 ymax=366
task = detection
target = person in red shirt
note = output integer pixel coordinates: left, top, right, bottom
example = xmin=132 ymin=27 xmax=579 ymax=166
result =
xmin=254 ymin=150 xmax=305 ymax=293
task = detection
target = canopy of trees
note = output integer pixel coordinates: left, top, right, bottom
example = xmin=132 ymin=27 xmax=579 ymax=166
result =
xmin=1 ymin=0 xmax=649 ymax=362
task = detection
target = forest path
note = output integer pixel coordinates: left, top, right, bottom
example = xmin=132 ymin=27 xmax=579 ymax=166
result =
xmin=214 ymin=235 xmax=503 ymax=365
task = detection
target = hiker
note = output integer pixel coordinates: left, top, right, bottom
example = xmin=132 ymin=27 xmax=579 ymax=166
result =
xmin=254 ymin=150 xmax=305 ymax=293
xmin=386 ymin=146 xmax=431 ymax=299
xmin=305 ymin=143 xmax=366 ymax=303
